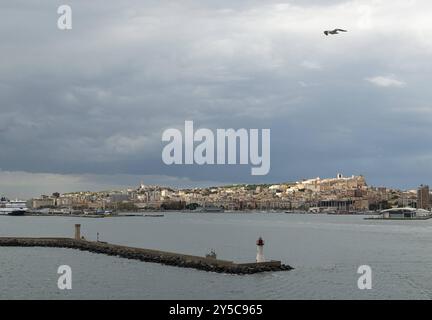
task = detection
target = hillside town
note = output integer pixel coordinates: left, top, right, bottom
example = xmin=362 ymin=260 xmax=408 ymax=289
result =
xmin=27 ymin=173 xmax=431 ymax=214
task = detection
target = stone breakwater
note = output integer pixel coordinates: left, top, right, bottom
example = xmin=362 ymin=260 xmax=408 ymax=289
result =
xmin=0 ymin=237 xmax=293 ymax=274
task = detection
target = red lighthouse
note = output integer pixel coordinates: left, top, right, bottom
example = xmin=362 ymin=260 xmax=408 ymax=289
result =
xmin=256 ymin=237 xmax=265 ymax=263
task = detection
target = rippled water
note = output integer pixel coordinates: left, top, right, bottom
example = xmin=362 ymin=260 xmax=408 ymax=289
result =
xmin=0 ymin=213 xmax=431 ymax=299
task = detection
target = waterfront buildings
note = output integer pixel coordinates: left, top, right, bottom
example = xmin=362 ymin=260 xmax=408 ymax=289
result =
xmin=27 ymin=174 xmax=432 ymax=213
xmin=378 ymin=207 xmax=432 ymax=220
xmin=417 ymin=185 xmax=430 ymax=210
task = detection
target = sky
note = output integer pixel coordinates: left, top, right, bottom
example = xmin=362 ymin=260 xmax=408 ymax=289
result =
xmin=1 ymin=0 xmax=432 ymax=198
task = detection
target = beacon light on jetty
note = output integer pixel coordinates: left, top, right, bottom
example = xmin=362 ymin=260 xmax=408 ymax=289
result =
xmin=256 ymin=237 xmax=265 ymax=263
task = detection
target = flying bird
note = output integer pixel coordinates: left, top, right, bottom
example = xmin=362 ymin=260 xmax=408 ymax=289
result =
xmin=324 ymin=29 xmax=347 ymax=36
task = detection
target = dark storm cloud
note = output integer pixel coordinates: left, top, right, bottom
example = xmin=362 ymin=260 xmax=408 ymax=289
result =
xmin=1 ymin=0 xmax=432 ymax=196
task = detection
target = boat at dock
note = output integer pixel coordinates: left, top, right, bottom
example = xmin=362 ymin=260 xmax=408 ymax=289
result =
xmin=0 ymin=197 xmax=28 ymax=216
xmin=194 ymin=205 xmax=225 ymax=213
xmin=284 ymin=210 xmax=306 ymax=214
xmin=96 ymin=209 xmax=113 ymax=215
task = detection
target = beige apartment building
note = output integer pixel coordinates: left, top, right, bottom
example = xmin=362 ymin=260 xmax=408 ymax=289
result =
xmin=417 ymin=185 xmax=430 ymax=210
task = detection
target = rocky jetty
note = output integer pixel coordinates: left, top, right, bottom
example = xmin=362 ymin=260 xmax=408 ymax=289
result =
xmin=0 ymin=237 xmax=293 ymax=274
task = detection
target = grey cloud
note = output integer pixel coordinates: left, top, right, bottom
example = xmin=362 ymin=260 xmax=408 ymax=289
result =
xmin=1 ymin=0 xmax=432 ymax=196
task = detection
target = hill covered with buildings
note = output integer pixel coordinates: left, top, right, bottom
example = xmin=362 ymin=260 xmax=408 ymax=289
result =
xmin=29 ymin=173 xmax=431 ymax=213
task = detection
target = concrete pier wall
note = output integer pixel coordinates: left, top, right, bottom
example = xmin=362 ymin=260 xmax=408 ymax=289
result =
xmin=0 ymin=237 xmax=293 ymax=274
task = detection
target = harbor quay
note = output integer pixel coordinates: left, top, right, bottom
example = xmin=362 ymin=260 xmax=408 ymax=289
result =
xmin=0 ymin=225 xmax=293 ymax=275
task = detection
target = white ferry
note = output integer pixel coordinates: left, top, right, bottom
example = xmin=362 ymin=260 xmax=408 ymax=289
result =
xmin=0 ymin=197 xmax=28 ymax=216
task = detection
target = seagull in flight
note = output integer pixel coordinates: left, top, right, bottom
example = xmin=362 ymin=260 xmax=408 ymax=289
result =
xmin=324 ymin=29 xmax=347 ymax=36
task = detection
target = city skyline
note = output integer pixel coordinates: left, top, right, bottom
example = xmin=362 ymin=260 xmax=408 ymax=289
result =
xmin=2 ymin=171 xmax=430 ymax=200
xmin=26 ymin=173 xmax=431 ymax=214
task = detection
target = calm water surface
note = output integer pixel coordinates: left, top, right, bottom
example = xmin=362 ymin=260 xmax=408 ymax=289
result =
xmin=0 ymin=213 xmax=431 ymax=299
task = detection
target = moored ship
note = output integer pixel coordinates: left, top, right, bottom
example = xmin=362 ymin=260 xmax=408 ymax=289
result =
xmin=0 ymin=197 xmax=28 ymax=216
xmin=194 ymin=205 xmax=225 ymax=213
